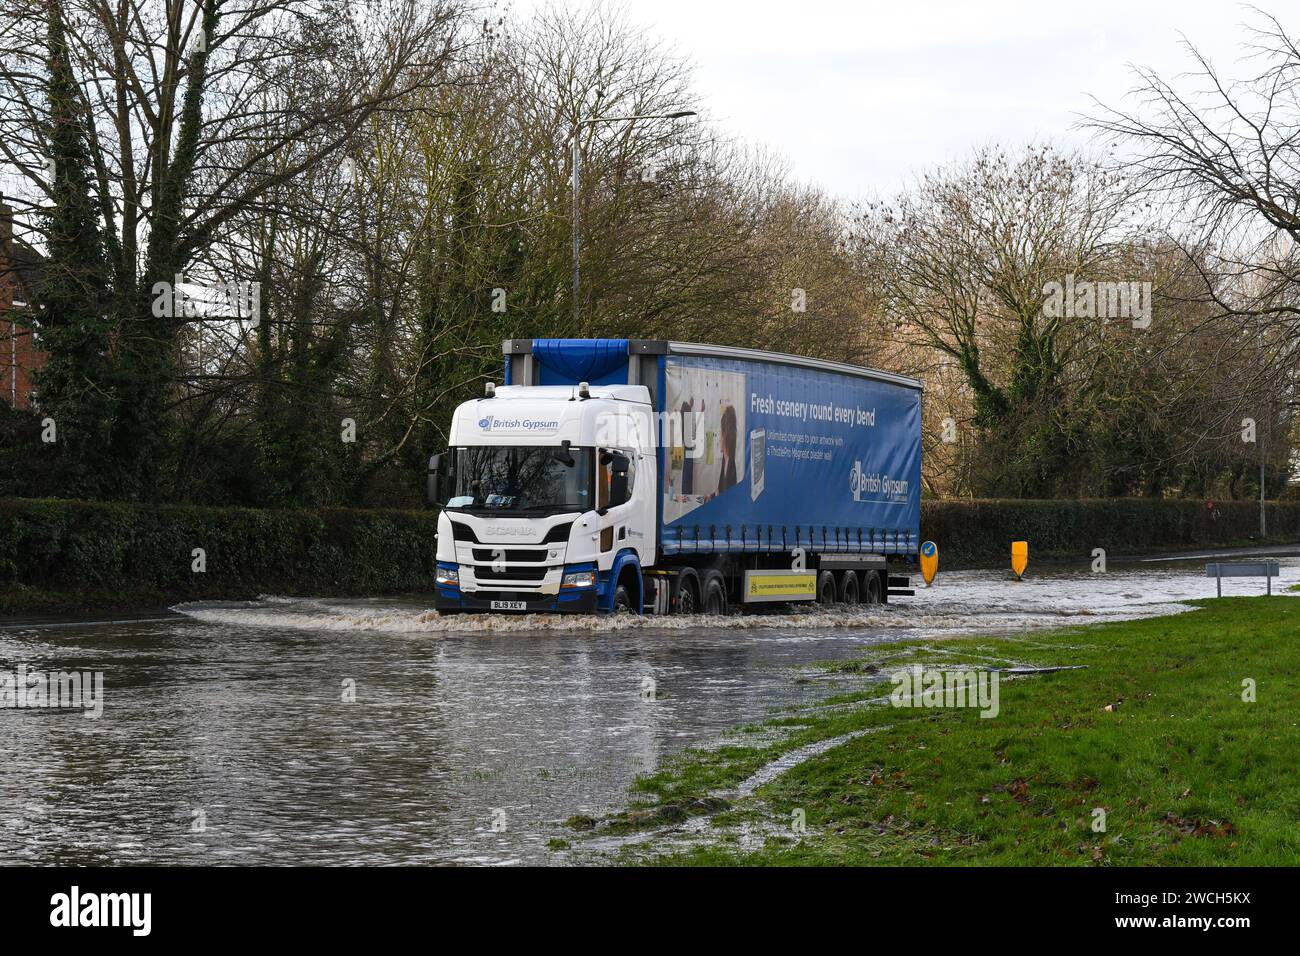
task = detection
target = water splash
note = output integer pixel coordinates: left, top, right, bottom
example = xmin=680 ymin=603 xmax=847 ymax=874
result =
xmin=170 ymin=559 xmax=1267 ymax=637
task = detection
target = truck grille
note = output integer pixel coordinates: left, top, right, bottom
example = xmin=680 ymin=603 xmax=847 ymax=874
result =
xmin=473 ymin=565 xmax=549 ymax=582
xmin=471 ymin=547 xmax=552 ymax=563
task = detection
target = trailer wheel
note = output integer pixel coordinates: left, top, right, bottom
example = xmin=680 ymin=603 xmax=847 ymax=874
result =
xmin=676 ymin=570 xmax=702 ymax=614
xmin=863 ymin=570 xmax=883 ymax=604
xmin=816 ymin=570 xmax=837 ymax=604
xmin=702 ymin=570 xmax=728 ymax=616
xmin=840 ymin=570 xmax=860 ymax=604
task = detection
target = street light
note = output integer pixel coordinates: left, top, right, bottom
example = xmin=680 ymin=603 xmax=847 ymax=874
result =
xmin=571 ymin=110 xmax=697 ymax=325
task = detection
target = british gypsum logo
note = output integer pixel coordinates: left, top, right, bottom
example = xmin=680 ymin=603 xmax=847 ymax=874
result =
xmin=850 ymin=461 xmax=910 ymax=503
xmin=477 ymin=415 xmax=559 ymax=432
xmin=0 ymin=665 xmax=103 ymax=718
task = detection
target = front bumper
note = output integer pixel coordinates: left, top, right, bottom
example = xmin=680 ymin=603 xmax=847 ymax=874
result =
xmin=435 ymin=586 xmax=598 ymax=614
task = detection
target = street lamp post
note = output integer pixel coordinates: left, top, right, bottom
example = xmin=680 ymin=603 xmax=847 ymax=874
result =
xmin=1261 ymin=400 xmax=1267 ymax=539
xmin=571 ymin=110 xmax=696 ymax=326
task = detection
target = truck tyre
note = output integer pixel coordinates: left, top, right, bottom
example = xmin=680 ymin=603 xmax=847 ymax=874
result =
xmin=840 ymin=570 xmax=860 ymax=604
xmin=817 ymin=570 xmax=837 ymax=604
xmin=702 ymin=570 xmax=728 ymax=616
xmin=863 ymin=570 xmax=883 ymax=604
xmin=612 ymin=584 xmax=634 ymax=613
xmin=676 ymin=570 xmax=702 ymax=614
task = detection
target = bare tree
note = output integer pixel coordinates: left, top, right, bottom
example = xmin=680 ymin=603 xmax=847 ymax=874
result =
xmin=0 ymin=0 xmax=470 ymax=497
xmin=1085 ymin=10 xmax=1300 ymax=370
xmin=853 ymin=145 xmax=1142 ymax=494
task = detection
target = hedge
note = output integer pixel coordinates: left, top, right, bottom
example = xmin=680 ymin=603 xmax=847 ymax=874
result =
xmin=923 ymin=498 xmax=1300 ymax=566
xmin=3 ymin=496 xmax=1298 ymax=613
xmin=0 ymin=498 xmax=438 ymax=612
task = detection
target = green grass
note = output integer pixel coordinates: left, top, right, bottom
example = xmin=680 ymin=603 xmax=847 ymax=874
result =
xmin=594 ymin=598 xmax=1300 ymax=865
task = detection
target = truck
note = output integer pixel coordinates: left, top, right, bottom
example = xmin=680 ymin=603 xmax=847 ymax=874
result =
xmin=428 ymin=338 xmax=922 ymax=614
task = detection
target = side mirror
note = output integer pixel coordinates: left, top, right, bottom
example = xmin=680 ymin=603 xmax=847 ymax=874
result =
xmin=608 ymin=453 xmax=631 ymax=507
xmin=553 ymin=439 xmax=575 ymax=467
xmin=427 ymin=452 xmax=446 ymax=506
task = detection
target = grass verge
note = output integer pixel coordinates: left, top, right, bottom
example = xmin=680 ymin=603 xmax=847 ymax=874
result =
xmin=584 ymin=597 xmax=1300 ymax=865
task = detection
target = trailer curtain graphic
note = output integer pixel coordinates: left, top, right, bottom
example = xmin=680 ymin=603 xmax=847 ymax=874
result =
xmin=663 ymin=363 xmax=747 ymax=523
xmin=659 ymin=353 xmax=922 ymax=550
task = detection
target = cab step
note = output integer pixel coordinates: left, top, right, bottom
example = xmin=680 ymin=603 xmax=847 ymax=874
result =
xmin=887 ymin=574 xmax=913 ymax=597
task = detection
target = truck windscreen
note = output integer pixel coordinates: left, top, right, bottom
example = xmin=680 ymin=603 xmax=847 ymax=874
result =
xmin=446 ymin=446 xmax=594 ymax=514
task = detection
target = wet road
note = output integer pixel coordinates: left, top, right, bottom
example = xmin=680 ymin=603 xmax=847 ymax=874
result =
xmin=2 ymin=555 xmax=1296 ymax=865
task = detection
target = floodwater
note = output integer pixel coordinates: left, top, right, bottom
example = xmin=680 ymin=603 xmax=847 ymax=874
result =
xmin=1 ymin=554 xmax=1296 ymax=865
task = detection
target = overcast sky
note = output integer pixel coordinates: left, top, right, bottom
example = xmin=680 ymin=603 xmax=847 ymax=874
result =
xmin=517 ymin=0 xmax=1271 ymax=201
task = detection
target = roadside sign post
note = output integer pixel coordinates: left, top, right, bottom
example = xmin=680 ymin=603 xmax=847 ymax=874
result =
xmin=1011 ymin=541 xmax=1028 ymax=580
xmin=1206 ymin=561 xmax=1279 ymax=597
xmin=919 ymin=541 xmax=938 ymax=586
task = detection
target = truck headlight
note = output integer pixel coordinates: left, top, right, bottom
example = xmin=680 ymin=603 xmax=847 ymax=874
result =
xmin=561 ymin=570 xmax=596 ymax=589
xmin=436 ymin=566 xmax=459 ymax=586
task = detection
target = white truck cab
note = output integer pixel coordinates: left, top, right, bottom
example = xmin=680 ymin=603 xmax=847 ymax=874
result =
xmin=431 ymin=383 xmax=656 ymax=613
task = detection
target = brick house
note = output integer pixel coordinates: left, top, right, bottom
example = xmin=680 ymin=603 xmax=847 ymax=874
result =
xmin=1 ymin=194 xmax=46 ymax=409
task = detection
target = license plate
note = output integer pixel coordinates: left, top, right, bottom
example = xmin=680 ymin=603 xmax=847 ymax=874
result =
xmin=491 ymin=600 xmax=526 ymax=611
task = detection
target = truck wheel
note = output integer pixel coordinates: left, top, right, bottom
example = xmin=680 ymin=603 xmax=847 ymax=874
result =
xmin=863 ymin=571 xmax=883 ymax=604
xmin=817 ymin=570 xmax=837 ymax=604
xmin=676 ymin=571 xmax=702 ymax=614
xmin=702 ymin=573 xmax=728 ymax=616
xmin=612 ymin=584 xmax=634 ymax=613
xmin=840 ymin=571 xmax=860 ymax=604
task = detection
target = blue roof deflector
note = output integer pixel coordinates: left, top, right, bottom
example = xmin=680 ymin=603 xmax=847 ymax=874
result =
xmin=531 ymin=338 xmax=629 ymax=382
